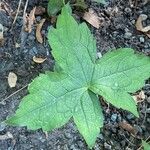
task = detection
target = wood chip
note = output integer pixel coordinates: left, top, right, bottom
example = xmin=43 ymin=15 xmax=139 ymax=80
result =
xmin=35 ymin=6 xmax=46 ymax=15
xmin=136 ymin=14 xmax=150 ymax=38
xmin=83 ymin=8 xmax=100 ymax=29
xmin=36 ymin=18 xmax=46 ymax=43
xmin=33 ymin=56 xmax=47 ymax=64
xmin=8 ymin=72 xmax=17 ymax=88
xmin=119 ymin=121 xmax=137 ymax=135
xmin=132 ymin=91 xmax=146 ymax=103
xmin=0 ymin=23 xmax=4 ymax=46
xmin=24 ymin=7 xmax=36 ymax=33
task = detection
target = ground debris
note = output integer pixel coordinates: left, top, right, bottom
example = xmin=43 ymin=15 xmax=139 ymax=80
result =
xmin=8 ymin=72 xmax=17 ymax=88
xmin=136 ymin=14 xmax=150 ymax=38
xmin=24 ymin=7 xmax=36 ymax=33
xmin=36 ymin=18 xmax=46 ymax=43
xmin=83 ymin=8 xmax=101 ymax=29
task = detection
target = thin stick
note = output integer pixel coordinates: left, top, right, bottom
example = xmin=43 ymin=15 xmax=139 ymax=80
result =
xmin=0 ymin=85 xmax=28 ymax=104
xmin=12 ymin=0 xmax=22 ymax=26
xmin=23 ymin=0 xmax=29 ymax=20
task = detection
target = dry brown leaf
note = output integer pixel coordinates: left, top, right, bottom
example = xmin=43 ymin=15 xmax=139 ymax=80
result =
xmin=36 ymin=18 xmax=46 ymax=43
xmin=8 ymin=72 xmax=17 ymax=88
xmin=33 ymin=56 xmax=47 ymax=64
xmin=119 ymin=121 xmax=137 ymax=135
xmin=0 ymin=23 xmax=4 ymax=46
xmin=136 ymin=14 xmax=150 ymax=38
xmin=35 ymin=6 xmax=46 ymax=15
xmin=24 ymin=7 xmax=36 ymax=33
xmin=132 ymin=91 xmax=145 ymax=103
xmin=83 ymin=8 xmax=100 ymax=29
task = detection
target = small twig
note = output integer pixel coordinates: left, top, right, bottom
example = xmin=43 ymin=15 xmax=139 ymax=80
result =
xmin=11 ymin=0 xmax=22 ymax=27
xmin=23 ymin=0 xmax=29 ymax=20
xmin=20 ymin=0 xmax=29 ymax=49
xmin=0 ymin=85 xmax=28 ymax=104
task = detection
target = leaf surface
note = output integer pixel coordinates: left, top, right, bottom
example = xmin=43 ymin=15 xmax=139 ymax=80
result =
xmin=6 ymin=4 xmax=150 ymax=148
xmin=142 ymin=140 xmax=150 ymax=150
xmin=6 ymin=5 xmax=103 ymax=147
xmin=90 ymin=48 xmax=150 ymax=116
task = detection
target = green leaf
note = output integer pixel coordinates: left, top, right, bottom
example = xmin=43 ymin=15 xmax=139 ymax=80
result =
xmin=92 ymin=0 xmax=106 ymax=4
xmin=90 ymin=48 xmax=150 ymax=117
xmin=6 ymin=4 xmax=150 ymax=148
xmin=142 ymin=140 xmax=150 ymax=150
xmin=47 ymin=0 xmax=65 ymax=16
xmin=6 ymin=5 xmax=103 ymax=147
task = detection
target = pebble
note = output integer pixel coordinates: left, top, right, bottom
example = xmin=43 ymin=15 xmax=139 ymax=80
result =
xmin=98 ymin=133 xmax=104 ymax=140
xmin=124 ymin=32 xmax=132 ymax=39
xmin=134 ymin=125 xmax=142 ymax=133
xmin=111 ymin=114 xmax=118 ymax=122
xmin=125 ymin=7 xmax=131 ymax=13
xmin=36 ymin=16 xmax=42 ymax=22
xmin=0 ymin=123 xmax=6 ymax=131
xmin=147 ymin=108 xmax=150 ymax=113
xmin=104 ymin=142 xmax=111 ymax=149
xmin=126 ymin=114 xmax=134 ymax=120
xmin=139 ymin=37 xmax=145 ymax=43
xmin=147 ymin=97 xmax=150 ymax=103
xmin=29 ymin=47 xmax=38 ymax=56
xmin=28 ymin=34 xmax=36 ymax=41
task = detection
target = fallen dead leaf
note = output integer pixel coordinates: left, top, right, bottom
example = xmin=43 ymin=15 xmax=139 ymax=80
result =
xmin=36 ymin=18 xmax=46 ymax=43
xmin=8 ymin=72 xmax=17 ymax=88
xmin=136 ymin=14 xmax=150 ymax=38
xmin=132 ymin=91 xmax=145 ymax=103
xmin=0 ymin=23 xmax=4 ymax=46
xmin=0 ymin=132 xmax=13 ymax=140
xmin=33 ymin=56 xmax=47 ymax=64
xmin=35 ymin=6 xmax=46 ymax=15
xmin=119 ymin=121 xmax=137 ymax=136
xmin=24 ymin=7 xmax=36 ymax=33
xmin=83 ymin=8 xmax=100 ymax=29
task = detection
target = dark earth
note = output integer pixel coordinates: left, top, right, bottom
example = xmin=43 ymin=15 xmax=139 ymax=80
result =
xmin=0 ymin=0 xmax=150 ymax=149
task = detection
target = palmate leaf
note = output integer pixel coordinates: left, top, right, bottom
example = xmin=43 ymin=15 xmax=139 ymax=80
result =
xmin=6 ymin=4 xmax=150 ymax=148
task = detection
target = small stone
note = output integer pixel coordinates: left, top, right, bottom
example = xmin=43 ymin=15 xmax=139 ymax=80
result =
xmin=124 ymin=32 xmax=132 ymax=39
xmin=36 ymin=16 xmax=41 ymax=22
xmin=134 ymin=125 xmax=142 ymax=133
xmin=28 ymin=34 xmax=35 ymax=41
xmin=147 ymin=118 xmax=150 ymax=123
xmin=147 ymin=97 xmax=150 ymax=103
xmin=126 ymin=114 xmax=134 ymax=120
xmin=147 ymin=108 xmax=150 ymax=113
xmin=104 ymin=142 xmax=111 ymax=149
xmin=97 ymin=52 xmax=102 ymax=59
xmin=98 ymin=133 xmax=104 ymax=140
xmin=29 ymin=47 xmax=38 ymax=56
xmin=111 ymin=114 xmax=118 ymax=122
xmin=139 ymin=37 xmax=145 ymax=43
xmin=0 ymin=123 xmax=6 ymax=131
xmin=125 ymin=7 xmax=131 ymax=13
